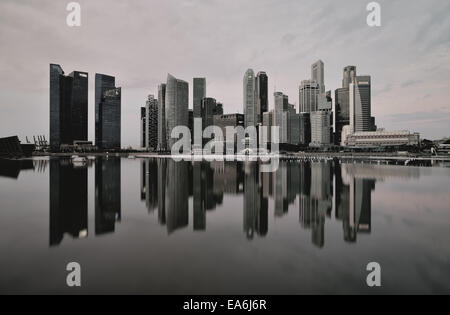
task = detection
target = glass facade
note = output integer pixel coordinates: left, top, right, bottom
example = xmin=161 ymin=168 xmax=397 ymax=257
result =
xmin=49 ymin=64 xmax=88 ymax=149
xmin=95 ymin=74 xmax=121 ymax=150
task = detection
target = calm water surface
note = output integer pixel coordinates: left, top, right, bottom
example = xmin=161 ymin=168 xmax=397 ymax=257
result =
xmin=0 ymin=157 xmax=450 ymax=294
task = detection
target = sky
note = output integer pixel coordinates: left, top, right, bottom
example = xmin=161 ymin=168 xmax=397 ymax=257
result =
xmin=0 ymin=0 xmax=449 ymax=147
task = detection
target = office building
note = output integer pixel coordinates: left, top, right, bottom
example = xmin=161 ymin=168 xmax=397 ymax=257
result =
xmin=299 ymin=113 xmax=311 ymax=146
xmin=193 ymin=78 xmax=206 ymax=118
xmin=289 ymin=104 xmax=300 ymax=145
xmin=343 ymin=66 xmax=357 ymax=89
xmin=213 ymin=113 xmax=245 ymax=148
xmin=335 ymin=66 xmax=356 ymax=145
xmin=165 ymin=74 xmax=189 ymax=149
xmin=311 ymin=60 xmax=325 ymax=94
xmin=299 ymin=80 xmax=319 ymax=113
xmin=310 ymin=111 xmax=332 ymax=147
xmin=95 ymin=73 xmax=121 ymax=150
xmin=50 ymin=64 xmax=88 ymax=149
xmin=157 ymin=83 xmax=167 ymax=151
xmin=350 ymin=76 xmax=372 ymax=132
xmin=262 ymin=111 xmax=274 ymax=143
xmin=140 ymin=107 xmax=146 ymax=148
xmin=243 ymin=69 xmax=257 ymax=128
xmin=274 ymin=92 xmax=289 ymax=144
xmin=145 ymin=95 xmax=158 ymax=151
xmin=256 ymin=71 xmax=268 ymax=124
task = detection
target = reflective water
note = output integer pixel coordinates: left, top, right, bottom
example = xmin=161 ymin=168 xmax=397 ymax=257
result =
xmin=0 ymin=157 xmax=450 ymax=294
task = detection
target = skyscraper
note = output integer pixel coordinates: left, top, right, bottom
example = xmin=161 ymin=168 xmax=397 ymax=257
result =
xmin=243 ymin=69 xmax=257 ymax=128
xmin=256 ymin=71 xmax=268 ymax=124
xmin=299 ymin=80 xmax=319 ymax=113
xmin=342 ymin=66 xmax=357 ymax=89
xmin=49 ymin=64 xmax=88 ymax=149
xmin=289 ymin=104 xmax=300 ymax=145
xmin=165 ymin=74 xmax=189 ymax=149
xmin=95 ymin=74 xmax=121 ymax=150
xmin=193 ymin=78 xmax=206 ymax=118
xmin=274 ymin=92 xmax=289 ymax=144
xmin=335 ymin=66 xmax=357 ymax=145
xmin=145 ymin=95 xmax=158 ymax=151
xmin=201 ymin=97 xmax=219 ymax=128
xmin=311 ymin=60 xmax=325 ymax=94
xmin=350 ymin=76 xmax=372 ymax=132
xmin=310 ymin=111 xmax=332 ymax=147
xmin=157 ymin=83 xmax=167 ymax=151
xmin=140 ymin=107 xmax=146 ymax=148
xmin=299 ymin=113 xmax=311 ymax=145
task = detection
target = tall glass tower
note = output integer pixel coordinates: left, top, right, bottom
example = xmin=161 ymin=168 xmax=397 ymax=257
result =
xmin=193 ymin=78 xmax=206 ymax=119
xmin=95 ymin=73 xmax=121 ymax=150
xmin=165 ymin=74 xmax=189 ymax=149
xmin=311 ymin=60 xmax=325 ymax=94
xmin=243 ymin=69 xmax=257 ymax=128
xmin=256 ymin=71 xmax=268 ymax=124
xmin=49 ymin=64 xmax=88 ymax=149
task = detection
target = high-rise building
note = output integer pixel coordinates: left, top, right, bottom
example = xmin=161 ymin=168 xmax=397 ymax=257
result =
xmin=213 ymin=113 xmax=245 ymax=150
xmin=274 ymin=92 xmax=289 ymax=143
xmin=145 ymin=95 xmax=158 ymax=151
xmin=299 ymin=113 xmax=311 ymax=145
xmin=243 ymin=69 xmax=257 ymax=128
xmin=157 ymin=83 xmax=167 ymax=151
xmin=310 ymin=111 xmax=332 ymax=147
xmin=262 ymin=111 xmax=273 ymax=143
xmin=193 ymin=78 xmax=206 ymax=118
xmin=140 ymin=107 xmax=146 ymax=148
xmin=165 ymin=74 xmax=189 ymax=149
xmin=342 ymin=66 xmax=356 ymax=89
xmin=350 ymin=76 xmax=372 ymax=132
xmin=289 ymin=104 xmax=300 ymax=145
xmin=335 ymin=87 xmax=350 ymax=145
xmin=299 ymin=80 xmax=319 ymax=113
xmin=311 ymin=90 xmax=333 ymax=147
xmin=335 ymin=66 xmax=357 ymax=145
xmin=201 ymin=97 xmax=218 ymax=128
xmin=256 ymin=71 xmax=268 ymax=124
xmin=311 ymin=60 xmax=325 ymax=94
xmin=95 ymin=73 xmax=121 ymax=150
xmin=50 ymin=64 xmax=88 ymax=149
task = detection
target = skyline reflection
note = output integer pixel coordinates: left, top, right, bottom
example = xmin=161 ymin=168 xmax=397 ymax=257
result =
xmin=47 ymin=157 xmax=424 ymax=248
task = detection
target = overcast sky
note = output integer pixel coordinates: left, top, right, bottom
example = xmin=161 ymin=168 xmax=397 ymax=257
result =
xmin=1 ymin=0 xmax=449 ymax=147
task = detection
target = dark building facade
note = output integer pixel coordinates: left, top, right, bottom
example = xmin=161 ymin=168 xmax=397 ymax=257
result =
xmin=193 ymin=78 xmax=206 ymax=119
xmin=299 ymin=113 xmax=311 ymax=146
xmin=50 ymin=64 xmax=88 ymax=149
xmin=140 ymin=107 xmax=146 ymax=148
xmin=95 ymin=73 xmax=121 ymax=150
xmin=256 ymin=71 xmax=268 ymax=124
xmin=335 ymin=87 xmax=350 ymax=145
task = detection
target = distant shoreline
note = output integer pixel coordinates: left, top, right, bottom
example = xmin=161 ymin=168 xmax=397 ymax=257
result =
xmin=29 ymin=151 xmax=450 ymax=162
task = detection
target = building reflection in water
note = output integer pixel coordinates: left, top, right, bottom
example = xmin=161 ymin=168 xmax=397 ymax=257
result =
xmin=49 ymin=158 xmax=88 ymax=246
xmin=95 ymin=157 xmax=121 ymax=235
xmin=49 ymin=155 xmax=424 ymax=248
xmin=139 ymin=158 xmax=378 ymax=245
xmin=0 ymin=159 xmax=35 ymax=179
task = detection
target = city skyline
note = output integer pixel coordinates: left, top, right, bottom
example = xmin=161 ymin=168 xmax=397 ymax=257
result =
xmin=1 ymin=0 xmax=450 ymax=147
